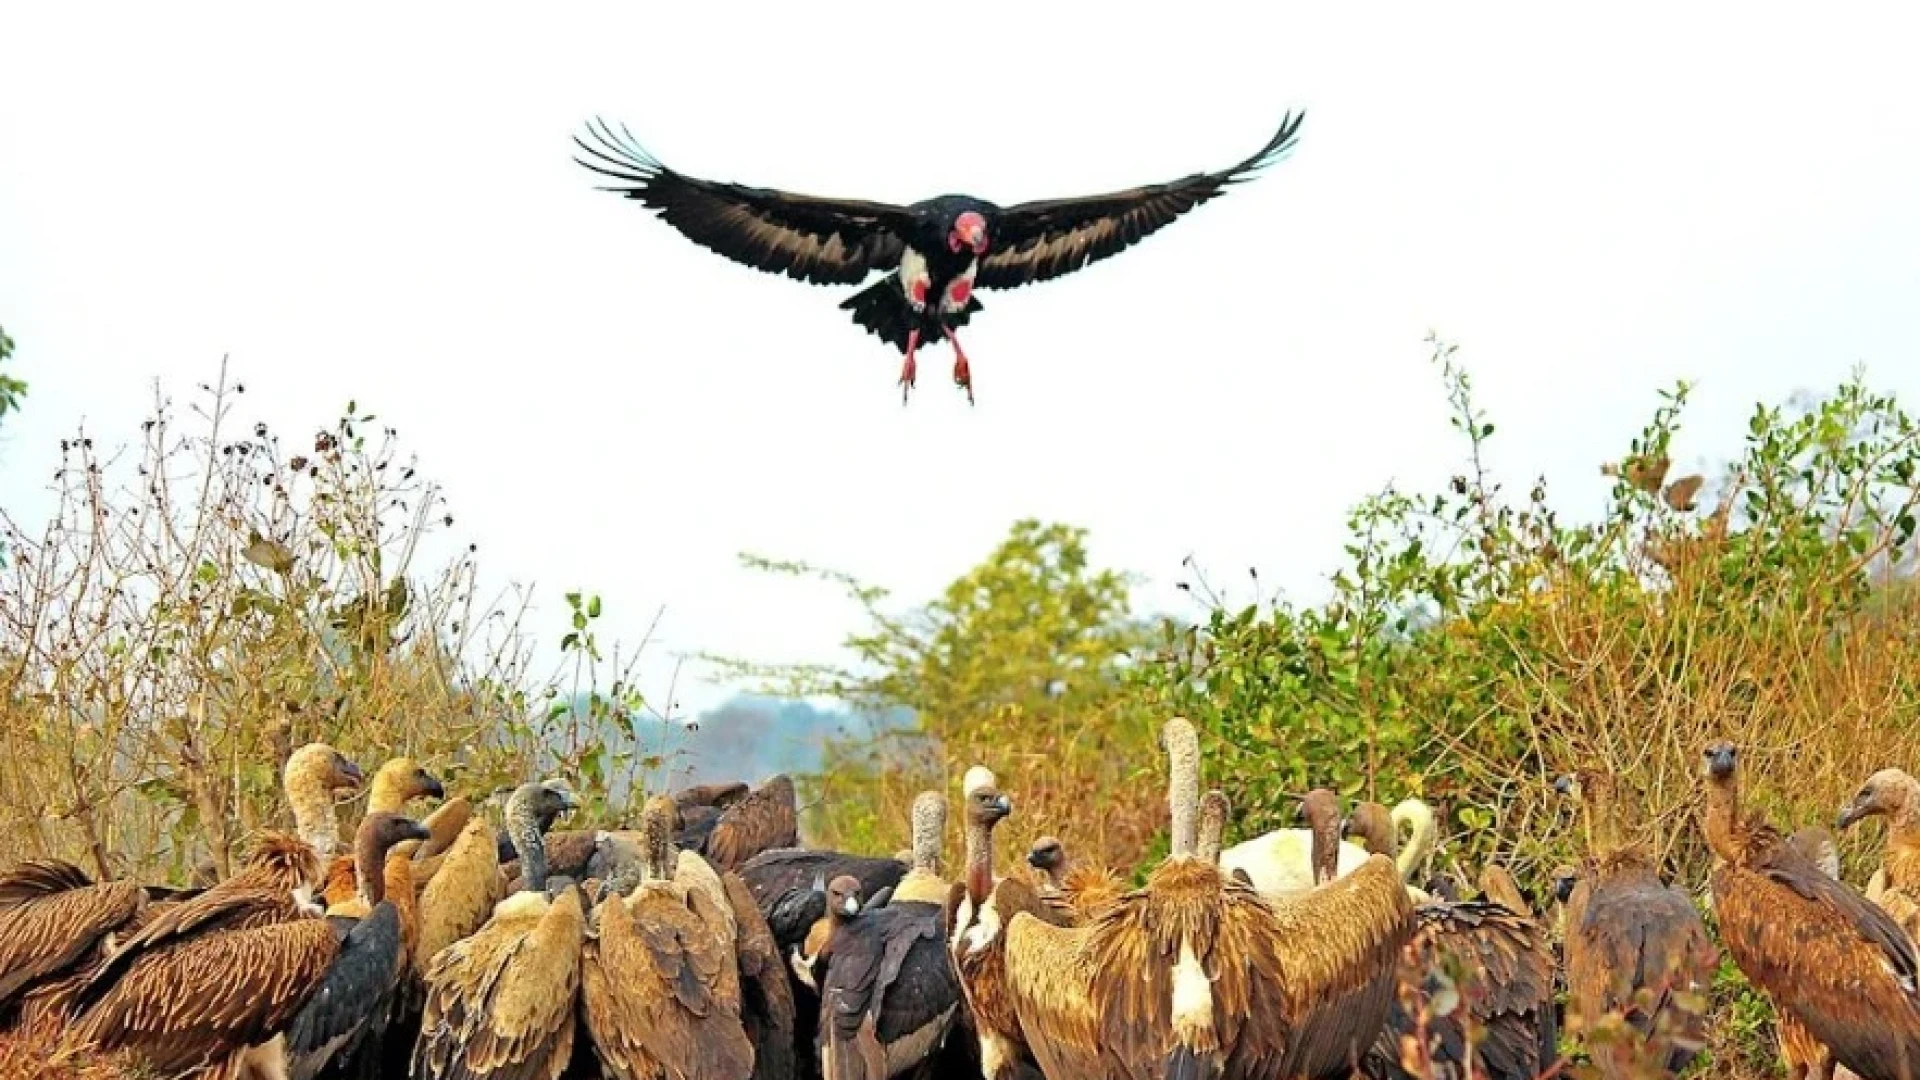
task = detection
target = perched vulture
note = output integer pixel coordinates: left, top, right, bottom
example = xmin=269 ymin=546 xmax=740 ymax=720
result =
xmin=1554 ymin=769 xmax=1716 ymax=1079
xmin=1342 ymin=807 xmax=1556 ymax=1080
xmin=1775 ymin=826 xmax=1857 ymax=1080
xmin=1024 ymin=836 xmax=1125 ymax=926
xmin=676 ymin=781 xmax=753 ymax=853
xmin=321 ymin=757 xmax=445 ymax=907
xmin=412 ymin=780 xmax=588 ymax=1080
xmin=282 ymin=743 xmax=370 ymax=859
xmin=891 ymin=791 xmax=951 ymax=907
xmin=1838 ymin=769 xmax=1920 ymax=941
xmin=705 ymin=774 xmax=801 ymax=873
xmin=581 ymin=794 xmax=755 ymax=1080
xmin=817 ymin=873 xmax=965 ymax=1080
xmin=66 ymin=813 xmax=430 ymax=1080
xmin=573 ymin=112 xmax=1304 ymax=405
xmin=741 ymin=848 xmax=908 ymax=957
xmin=0 ymin=861 xmax=195 ymax=1035
xmin=1707 ymin=742 xmax=1920 ymax=1080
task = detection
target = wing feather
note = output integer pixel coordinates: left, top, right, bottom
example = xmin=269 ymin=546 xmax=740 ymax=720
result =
xmin=583 ymin=883 xmax=754 ymax=1080
xmin=976 ymin=112 xmax=1304 ymax=291
xmin=575 ymin=120 xmax=910 ymax=286
xmin=70 ymin=917 xmax=339 ymax=1076
xmin=0 ymin=871 xmax=143 ymax=1006
xmin=413 ymin=889 xmax=585 ymax=1080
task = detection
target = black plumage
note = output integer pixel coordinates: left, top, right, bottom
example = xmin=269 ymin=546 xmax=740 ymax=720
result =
xmin=290 ymin=908 xmax=405 ymax=1080
xmin=573 ymin=113 xmax=1305 ymax=404
xmin=739 ymin=850 xmax=907 ymax=955
xmin=818 ymin=895 xmax=962 ymax=1080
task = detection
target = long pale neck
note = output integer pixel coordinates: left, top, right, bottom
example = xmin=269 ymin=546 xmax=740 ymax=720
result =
xmin=1892 ymin=781 xmax=1920 ymax=849
xmin=286 ymin=771 xmax=340 ymax=857
xmin=508 ymin=815 xmax=548 ymax=892
xmin=912 ymin=807 xmax=943 ymax=874
xmin=1165 ymin=730 xmax=1200 ymax=858
xmin=1393 ymin=802 xmax=1435 ymax=879
xmin=356 ymin=835 xmax=387 ymax=906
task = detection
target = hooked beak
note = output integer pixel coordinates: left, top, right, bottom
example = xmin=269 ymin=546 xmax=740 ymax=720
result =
xmin=1837 ymin=801 xmax=1872 ymax=831
xmin=404 ymin=820 xmax=433 ymax=843
xmin=336 ymin=757 xmax=366 ymax=790
xmin=1025 ymin=849 xmax=1047 ymax=869
xmin=1705 ymin=747 xmax=1737 ymax=779
xmin=423 ymin=775 xmax=447 ymax=800
xmin=842 ymin=895 xmax=859 ymax=917
xmin=1552 ymin=874 xmax=1576 ymax=905
xmin=991 ymin=794 xmax=1012 ymax=819
xmin=1338 ymin=816 xmax=1353 ymax=839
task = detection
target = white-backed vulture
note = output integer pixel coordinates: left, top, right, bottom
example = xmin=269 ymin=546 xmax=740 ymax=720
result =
xmin=322 ymin=757 xmax=446 ymax=907
xmin=976 ymin=720 xmax=1414 ymax=1080
xmin=582 ymin=794 xmax=755 ymax=1080
xmin=1838 ymin=769 xmax=1920 ymax=941
xmin=1221 ymin=794 xmax=1432 ymax=899
xmin=817 ymin=872 xmax=964 ymax=1080
xmin=706 ymin=775 xmax=802 ymax=873
xmin=1023 ymin=837 xmax=1125 ymax=926
xmin=1707 ymin=742 xmax=1920 ymax=1080
xmin=1343 ymin=801 xmax=1556 ymax=1080
xmin=66 ymin=813 xmax=430 ymax=1080
xmin=892 ymin=792 xmax=950 ymax=907
xmin=1553 ymin=768 xmax=1715 ymax=1080
xmin=412 ymin=780 xmax=588 ymax=1080
xmin=283 ymin=744 xmax=371 ymax=858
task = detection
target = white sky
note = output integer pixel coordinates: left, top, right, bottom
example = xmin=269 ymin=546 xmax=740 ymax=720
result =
xmin=3 ymin=5 xmax=1918 ymax=721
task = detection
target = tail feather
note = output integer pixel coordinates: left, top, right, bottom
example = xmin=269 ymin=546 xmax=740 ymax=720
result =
xmin=838 ymin=274 xmax=982 ymax=354
xmin=1167 ymin=1044 xmax=1214 ymax=1080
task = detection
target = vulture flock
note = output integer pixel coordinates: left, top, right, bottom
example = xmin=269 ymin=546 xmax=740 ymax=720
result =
xmin=3 ymin=735 xmax=1920 ymax=1080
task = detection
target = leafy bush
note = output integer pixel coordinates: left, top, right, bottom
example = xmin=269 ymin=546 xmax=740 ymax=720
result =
xmin=0 ymin=363 xmax=675 ymax=879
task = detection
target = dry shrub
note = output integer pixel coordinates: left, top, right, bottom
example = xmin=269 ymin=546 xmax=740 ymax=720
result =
xmin=0 ymin=363 xmax=673 ymax=881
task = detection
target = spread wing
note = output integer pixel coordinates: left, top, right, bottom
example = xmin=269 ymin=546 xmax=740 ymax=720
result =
xmin=1714 ymin=853 xmax=1920 ymax=1076
xmin=284 ymin=908 xmax=405 ymax=1080
xmin=0 ymin=868 xmax=143 ymax=1006
xmin=70 ymin=917 xmax=339 ymax=1076
xmin=975 ymin=112 xmax=1303 ymax=291
xmin=706 ymin=776 xmax=799 ymax=873
xmin=575 ymin=119 xmax=912 ymax=286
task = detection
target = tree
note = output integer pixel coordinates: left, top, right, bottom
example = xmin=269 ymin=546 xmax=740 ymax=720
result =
xmin=715 ymin=520 xmax=1164 ymax=860
xmin=0 ymin=324 xmax=24 ymax=425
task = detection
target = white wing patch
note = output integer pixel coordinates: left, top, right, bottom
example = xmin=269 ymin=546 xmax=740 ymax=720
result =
xmin=900 ymin=248 xmax=930 ymax=311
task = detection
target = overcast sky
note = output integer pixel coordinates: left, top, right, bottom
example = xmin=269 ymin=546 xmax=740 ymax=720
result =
xmin=2 ymin=5 xmax=1918 ymax=721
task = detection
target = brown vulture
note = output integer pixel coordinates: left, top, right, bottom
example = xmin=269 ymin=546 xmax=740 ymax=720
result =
xmin=573 ymin=112 xmax=1304 ymax=404
xmin=1706 ymin=741 xmax=1920 ymax=1080
xmin=816 ymin=873 xmax=965 ymax=1080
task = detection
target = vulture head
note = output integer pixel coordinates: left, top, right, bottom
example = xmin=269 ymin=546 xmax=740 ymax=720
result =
xmin=372 ymin=757 xmax=446 ymax=807
xmin=286 ymin=743 xmax=366 ymax=797
xmin=1838 ymin=768 xmax=1920 ymax=832
xmin=1341 ymin=801 xmax=1397 ymax=858
xmin=1299 ymin=788 xmax=1343 ymax=885
xmin=962 ymin=766 xmax=1012 ymax=827
xmin=827 ymin=874 xmax=864 ymax=920
xmin=1026 ymin=836 xmax=1066 ymax=880
xmin=1550 ymin=864 xmax=1580 ymax=905
xmin=949 ymin=210 xmax=989 ymax=256
xmin=1702 ymin=741 xmax=1738 ymax=782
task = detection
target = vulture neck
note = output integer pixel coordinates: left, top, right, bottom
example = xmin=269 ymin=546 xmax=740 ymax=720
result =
xmin=1164 ymin=724 xmax=1201 ymax=858
xmin=285 ymin=763 xmax=342 ymax=858
xmin=354 ymin=831 xmax=389 ymax=907
xmin=507 ymin=812 xmax=549 ymax=893
xmin=1702 ymin=772 xmax=1741 ymax=862
xmin=965 ymin=818 xmax=996 ymax=906
xmin=1197 ymin=798 xmax=1226 ymax=864
xmin=1392 ymin=799 xmax=1437 ymax=880
xmin=911 ymin=801 xmax=944 ymax=874
xmin=1310 ymin=812 xmax=1339 ymax=886
xmin=1890 ymin=777 xmax=1920 ymax=849
xmin=642 ymin=815 xmax=675 ymax=883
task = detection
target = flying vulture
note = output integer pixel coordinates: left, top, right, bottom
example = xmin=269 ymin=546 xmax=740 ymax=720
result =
xmin=572 ymin=112 xmax=1305 ymax=404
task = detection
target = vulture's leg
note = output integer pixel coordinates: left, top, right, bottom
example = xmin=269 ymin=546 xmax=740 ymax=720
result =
xmin=899 ymin=329 xmax=921 ymax=405
xmin=945 ymin=326 xmax=975 ymax=405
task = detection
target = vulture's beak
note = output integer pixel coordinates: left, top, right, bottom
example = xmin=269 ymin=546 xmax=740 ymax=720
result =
xmin=1705 ymin=746 xmax=1737 ymax=779
xmin=1338 ymin=816 xmax=1353 ymax=839
xmin=336 ymin=757 xmax=367 ymax=789
xmin=992 ymin=794 xmax=1012 ymax=819
xmin=842 ymin=895 xmax=859 ymax=917
xmin=1552 ymin=873 xmax=1577 ymax=905
xmin=404 ymin=820 xmax=433 ymax=843
xmin=1837 ymin=801 xmax=1871 ymax=831
xmin=423 ymin=775 xmax=447 ymax=800
xmin=1551 ymin=775 xmax=1573 ymax=797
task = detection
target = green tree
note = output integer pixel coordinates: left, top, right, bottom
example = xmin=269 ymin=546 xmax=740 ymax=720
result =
xmin=0 ymin=324 xmax=24 ymax=424
xmin=715 ymin=520 xmax=1164 ymax=860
